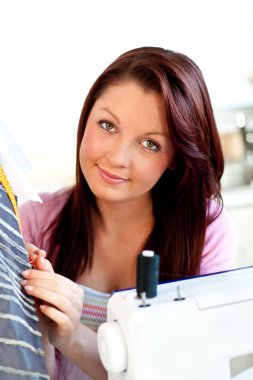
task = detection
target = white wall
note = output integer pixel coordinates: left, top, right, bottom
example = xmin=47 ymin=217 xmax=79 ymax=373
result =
xmin=0 ymin=0 xmax=253 ymax=191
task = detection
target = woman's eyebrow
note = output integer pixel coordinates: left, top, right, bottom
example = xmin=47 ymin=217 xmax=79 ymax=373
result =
xmin=98 ymin=107 xmax=120 ymax=124
xmin=144 ymin=132 xmax=170 ymax=139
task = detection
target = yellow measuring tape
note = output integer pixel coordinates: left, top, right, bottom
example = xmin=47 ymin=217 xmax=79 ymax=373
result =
xmin=0 ymin=163 xmax=21 ymax=231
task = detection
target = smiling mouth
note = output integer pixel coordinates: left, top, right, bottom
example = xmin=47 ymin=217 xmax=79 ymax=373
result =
xmin=97 ymin=166 xmax=129 ymax=184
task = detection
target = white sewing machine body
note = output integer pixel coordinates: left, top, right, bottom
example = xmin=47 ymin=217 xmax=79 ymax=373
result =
xmin=97 ymin=267 xmax=253 ymax=380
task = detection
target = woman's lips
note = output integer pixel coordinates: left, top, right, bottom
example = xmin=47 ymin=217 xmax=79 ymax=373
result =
xmin=97 ymin=166 xmax=129 ymax=185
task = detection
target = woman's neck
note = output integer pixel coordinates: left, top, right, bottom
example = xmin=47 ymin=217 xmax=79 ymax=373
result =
xmin=95 ymin=196 xmax=154 ymax=232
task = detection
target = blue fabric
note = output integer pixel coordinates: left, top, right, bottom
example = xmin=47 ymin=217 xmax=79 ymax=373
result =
xmin=0 ymin=185 xmax=49 ymax=379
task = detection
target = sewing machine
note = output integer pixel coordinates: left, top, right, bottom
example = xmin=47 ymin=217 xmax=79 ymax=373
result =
xmin=97 ymin=266 xmax=253 ymax=380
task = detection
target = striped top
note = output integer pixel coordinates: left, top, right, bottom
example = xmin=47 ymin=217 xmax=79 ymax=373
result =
xmin=79 ymin=285 xmax=111 ymax=332
xmin=0 ymin=183 xmax=49 ymax=379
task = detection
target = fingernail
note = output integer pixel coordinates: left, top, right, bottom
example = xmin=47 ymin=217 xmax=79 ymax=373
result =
xmin=19 ymin=280 xmax=27 ymax=286
xmin=25 ymin=285 xmax=34 ymax=292
xmin=39 ymin=250 xmax=46 ymax=257
xmin=22 ymin=270 xmax=30 ymax=277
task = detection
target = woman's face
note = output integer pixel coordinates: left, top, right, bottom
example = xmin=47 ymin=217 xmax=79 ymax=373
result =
xmin=79 ymin=80 xmax=174 ymax=205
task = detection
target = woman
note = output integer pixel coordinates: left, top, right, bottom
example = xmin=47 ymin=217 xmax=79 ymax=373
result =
xmin=19 ymin=46 xmax=236 ymax=379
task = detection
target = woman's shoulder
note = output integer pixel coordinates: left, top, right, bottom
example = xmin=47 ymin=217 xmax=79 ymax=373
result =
xmin=39 ymin=187 xmax=72 ymax=208
xmin=20 ymin=187 xmax=71 ymax=216
xmin=200 ymin=198 xmax=237 ymax=275
xmin=19 ymin=187 xmax=72 ymax=243
xmin=207 ymin=198 xmax=235 ymax=231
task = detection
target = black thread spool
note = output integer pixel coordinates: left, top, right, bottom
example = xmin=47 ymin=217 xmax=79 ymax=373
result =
xmin=137 ymin=250 xmax=160 ymax=299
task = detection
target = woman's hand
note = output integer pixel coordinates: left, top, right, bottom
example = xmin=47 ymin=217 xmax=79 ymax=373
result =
xmin=23 ymin=243 xmax=57 ymax=377
xmin=22 ymin=244 xmax=106 ymax=379
xmin=20 ymin=261 xmax=84 ymax=352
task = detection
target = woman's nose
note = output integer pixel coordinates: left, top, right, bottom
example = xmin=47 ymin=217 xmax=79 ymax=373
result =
xmin=106 ymin=139 xmax=132 ymax=167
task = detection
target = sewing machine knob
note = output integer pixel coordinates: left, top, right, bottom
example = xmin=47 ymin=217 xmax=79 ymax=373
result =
xmin=97 ymin=321 xmax=128 ymax=373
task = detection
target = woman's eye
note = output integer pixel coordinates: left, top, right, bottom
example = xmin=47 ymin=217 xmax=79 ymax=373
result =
xmin=99 ymin=121 xmax=116 ymax=132
xmin=142 ymin=140 xmax=160 ymax=152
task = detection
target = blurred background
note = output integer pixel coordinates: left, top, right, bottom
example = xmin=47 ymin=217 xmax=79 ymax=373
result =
xmin=0 ymin=0 xmax=253 ymax=269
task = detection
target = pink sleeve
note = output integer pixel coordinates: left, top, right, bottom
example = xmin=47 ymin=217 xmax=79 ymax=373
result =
xmin=200 ymin=204 xmax=237 ymax=275
xmin=19 ymin=192 xmax=55 ymax=248
xmin=53 ymin=350 xmax=60 ymax=380
xmin=19 ymin=200 xmax=38 ymax=244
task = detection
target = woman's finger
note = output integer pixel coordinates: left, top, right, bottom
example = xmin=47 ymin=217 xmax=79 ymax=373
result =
xmin=25 ymin=243 xmax=47 ymax=257
xmin=39 ymin=304 xmax=71 ymax=332
xmin=25 ymin=243 xmax=47 ymax=268
xmin=21 ymin=269 xmax=81 ymax=294
xmin=20 ymin=277 xmax=77 ymax=301
xmin=24 ymin=285 xmax=83 ymax=319
xmin=34 ymin=256 xmax=54 ymax=273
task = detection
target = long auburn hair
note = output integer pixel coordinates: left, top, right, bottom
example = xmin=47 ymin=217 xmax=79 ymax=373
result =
xmin=46 ymin=47 xmax=224 ymax=283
